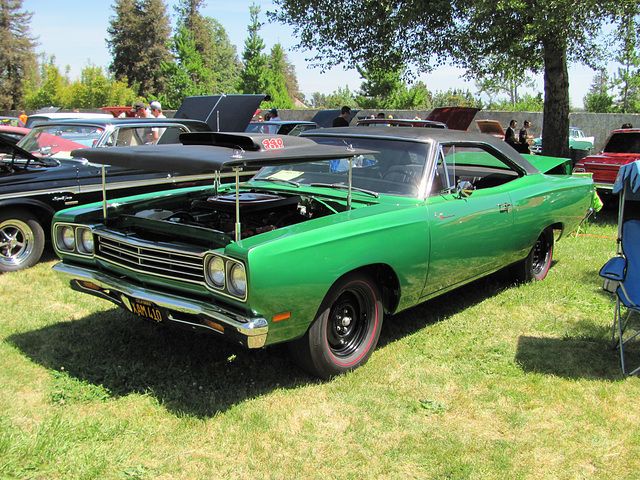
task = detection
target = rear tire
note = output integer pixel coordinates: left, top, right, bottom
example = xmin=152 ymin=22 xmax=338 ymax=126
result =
xmin=514 ymin=227 xmax=554 ymax=282
xmin=290 ymin=273 xmax=383 ymax=380
xmin=0 ymin=209 xmax=45 ymax=273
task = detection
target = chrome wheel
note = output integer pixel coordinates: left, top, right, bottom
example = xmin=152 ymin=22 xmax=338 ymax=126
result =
xmin=0 ymin=210 xmax=45 ymax=272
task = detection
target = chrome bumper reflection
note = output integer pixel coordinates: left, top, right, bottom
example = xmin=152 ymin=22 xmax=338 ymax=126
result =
xmin=52 ymin=262 xmax=268 ymax=348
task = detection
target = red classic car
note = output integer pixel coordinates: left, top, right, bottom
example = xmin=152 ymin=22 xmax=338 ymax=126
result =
xmin=573 ymin=126 xmax=640 ymax=191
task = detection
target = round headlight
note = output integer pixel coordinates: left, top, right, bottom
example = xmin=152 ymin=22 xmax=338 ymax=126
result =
xmin=207 ymin=256 xmax=225 ymax=288
xmin=79 ymin=229 xmax=94 ymax=254
xmin=61 ymin=226 xmax=75 ymax=250
xmin=229 ymin=263 xmax=246 ymax=297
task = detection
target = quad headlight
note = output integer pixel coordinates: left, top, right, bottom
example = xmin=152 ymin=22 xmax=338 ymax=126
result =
xmin=204 ymin=254 xmax=247 ymax=300
xmin=206 ymin=256 xmax=226 ymax=288
xmin=228 ymin=263 xmax=246 ymax=297
xmin=54 ymin=224 xmax=94 ymax=256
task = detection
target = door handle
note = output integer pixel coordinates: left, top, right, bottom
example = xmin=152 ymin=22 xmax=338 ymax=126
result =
xmin=498 ymin=203 xmax=512 ymax=213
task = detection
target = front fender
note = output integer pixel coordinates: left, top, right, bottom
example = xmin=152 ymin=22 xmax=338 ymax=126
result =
xmin=235 ymin=205 xmax=430 ymax=345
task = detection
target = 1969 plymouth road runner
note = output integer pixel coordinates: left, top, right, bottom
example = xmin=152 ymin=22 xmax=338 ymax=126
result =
xmin=52 ymin=128 xmax=594 ymax=379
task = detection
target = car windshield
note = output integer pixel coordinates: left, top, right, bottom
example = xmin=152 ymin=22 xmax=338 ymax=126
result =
xmin=254 ymin=136 xmax=430 ymax=197
xmin=19 ymin=124 xmax=103 ymax=154
xmin=603 ymin=132 xmax=640 ymax=154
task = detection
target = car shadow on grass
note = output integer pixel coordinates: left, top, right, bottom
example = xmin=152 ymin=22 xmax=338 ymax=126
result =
xmin=378 ymin=267 xmax=526 ymax=348
xmin=514 ymin=334 xmax=631 ymax=380
xmin=7 ymin=308 xmax=318 ymax=418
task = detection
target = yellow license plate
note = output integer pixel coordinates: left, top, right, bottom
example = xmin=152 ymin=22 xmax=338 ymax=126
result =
xmin=125 ymin=296 xmax=165 ymax=323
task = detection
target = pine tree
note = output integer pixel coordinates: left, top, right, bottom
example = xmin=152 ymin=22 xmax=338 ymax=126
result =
xmin=107 ymin=0 xmax=172 ymax=98
xmin=173 ymin=0 xmax=240 ymax=94
xmin=0 ymin=0 xmax=37 ymax=109
xmin=584 ymin=69 xmax=615 ymax=113
xmin=264 ymin=44 xmax=293 ymax=108
xmin=237 ymin=4 xmax=267 ymax=95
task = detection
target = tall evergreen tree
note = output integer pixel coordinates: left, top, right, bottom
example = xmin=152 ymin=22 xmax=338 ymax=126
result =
xmin=584 ymin=69 xmax=615 ymax=113
xmin=175 ymin=0 xmax=212 ymax=65
xmin=264 ymin=43 xmax=293 ymax=108
xmin=107 ymin=0 xmax=172 ymax=98
xmin=0 ymin=0 xmax=37 ymax=109
xmin=174 ymin=0 xmax=240 ymax=94
xmin=238 ymin=3 xmax=267 ymax=95
xmin=612 ymin=4 xmax=640 ymax=114
xmin=160 ymin=25 xmax=213 ymax=108
xmin=209 ymin=18 xmax=241 ymax=94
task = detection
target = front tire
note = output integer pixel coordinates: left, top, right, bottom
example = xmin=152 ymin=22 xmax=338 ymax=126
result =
xmin=515 ymin=227 xmax=554 ymax=282
xmin=0 ymin=209 xmax=45 ymax=273
xmin=291 ymin=273 xmax=383 ymax=380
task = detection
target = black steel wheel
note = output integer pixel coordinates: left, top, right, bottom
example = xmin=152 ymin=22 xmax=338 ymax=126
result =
xmin=515 ymin=227 xmax=554 ymax=282
xmin=291 ymin=272 xmax=383 ymax=380
xmin=0 ymin=209 xmax=45 ymax=273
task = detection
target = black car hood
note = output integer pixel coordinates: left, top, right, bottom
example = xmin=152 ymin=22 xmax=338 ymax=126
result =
xmin=173 ymin=94 xmax=268 ymax=133
xmin=70 ymin=132 xmax=377 ymax=174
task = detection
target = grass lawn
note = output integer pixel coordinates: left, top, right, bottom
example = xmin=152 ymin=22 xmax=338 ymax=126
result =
xmin=1 ymin=202 xmax=639 ymax=479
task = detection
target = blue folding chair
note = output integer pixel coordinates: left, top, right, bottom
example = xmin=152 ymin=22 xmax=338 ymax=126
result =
xmin=600 ymin=220 xmax=640 ymax=375
xmin=599 ymin=159 xmax=640 ymax=375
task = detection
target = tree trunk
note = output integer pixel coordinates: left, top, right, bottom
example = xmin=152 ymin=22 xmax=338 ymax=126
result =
xmin=541 ymin=42 xmax=570 ymax=158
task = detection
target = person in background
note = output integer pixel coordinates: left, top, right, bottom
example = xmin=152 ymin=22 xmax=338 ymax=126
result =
xmin=149 ymin=101 xmax=166 ymax=143
xmin=18 ymin=110 xmax=27 ymax=125
xmin=267 ymin=109 xmax=280 ymax=133
xmin=131 ymin=101 xmax=151 ymax=118
xmin=377 ymin=112 xmax=386 ymax=119
xmin=519 ymin=120 xmax=532 ymax=153
xmin=150 ymin=101 xmax=165 ymax=118
xmin=504 ymin=119 xmax=518 ymax=147
xmin=332 ymin=106 xmax=351 ymax=127
xmin=268 ymin=108 xmax=281 ymax=121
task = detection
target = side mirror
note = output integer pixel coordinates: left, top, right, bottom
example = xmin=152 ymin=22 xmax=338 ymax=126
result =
xmin=39 ymin=146 xmax=52 ymax=156
xmin=457 ymin=180 xmax=474 ymax=198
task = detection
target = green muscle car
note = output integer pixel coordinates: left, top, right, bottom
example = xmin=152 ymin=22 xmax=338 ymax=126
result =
xmin=51 ymin=128 xmax=594 ymax=379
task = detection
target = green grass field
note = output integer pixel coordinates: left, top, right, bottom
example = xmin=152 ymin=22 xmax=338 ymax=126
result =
xmin=1 ymin=203 xmax=639 ymax=479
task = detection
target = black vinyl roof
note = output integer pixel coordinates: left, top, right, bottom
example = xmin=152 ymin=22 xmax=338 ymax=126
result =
xmin=70 ymin=132 xmax=377 ymax=174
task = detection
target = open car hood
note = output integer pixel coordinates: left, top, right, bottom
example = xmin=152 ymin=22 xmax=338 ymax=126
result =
xmin=70 ymin=132 xmax=377 ymax=174
xmin=173 ymin=94 xmax=269 ymax=132
xmin=426 ymin=107 xmax=480 ymax=131
xmin=476 ymin=119 xmax=505 ymax=135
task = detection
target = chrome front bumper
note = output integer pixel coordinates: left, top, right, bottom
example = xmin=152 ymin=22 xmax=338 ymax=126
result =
xmin=52 ymin=262 xmax=268 ymax=348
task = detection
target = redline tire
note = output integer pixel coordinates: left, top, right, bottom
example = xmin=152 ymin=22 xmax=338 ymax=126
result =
xmin=291 ymin=272 xmax=383 ymax=379
xmin=516 ymin=227 xmax=554 ymax=282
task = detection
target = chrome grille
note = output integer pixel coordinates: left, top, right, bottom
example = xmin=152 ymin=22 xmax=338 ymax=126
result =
xmin=96 ymin=234 xmax=205 ymax=283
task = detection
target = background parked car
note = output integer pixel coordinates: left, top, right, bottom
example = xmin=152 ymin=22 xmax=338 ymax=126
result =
xmin=0 ymin=126 xmax=30 ymax=154
xmin=0 ymin=116 xmax=26 ymax=127
xmin=24 ymin=112 xmax=114 ymax=128
xmin=574 ymin=126 xmax=640 ymax=192
xmin=530 ymin=127 xmax=595 ymax=156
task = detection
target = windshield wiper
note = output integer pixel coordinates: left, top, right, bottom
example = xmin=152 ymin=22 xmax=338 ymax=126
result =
xmin=310 ymin=183 xmax=379 ymax=198
xmin=253 ymin=177 xmax=300 ymax=187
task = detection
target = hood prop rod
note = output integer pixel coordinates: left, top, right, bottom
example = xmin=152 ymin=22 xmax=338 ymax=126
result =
xmin=102 ymin=164 xmax=107 ymax=220
xmin=234 ymin=166 xmax=241 ymax=242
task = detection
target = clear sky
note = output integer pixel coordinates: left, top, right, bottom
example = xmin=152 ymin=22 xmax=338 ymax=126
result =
xmin=22 ymin=0 xmax=600 ymax=107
